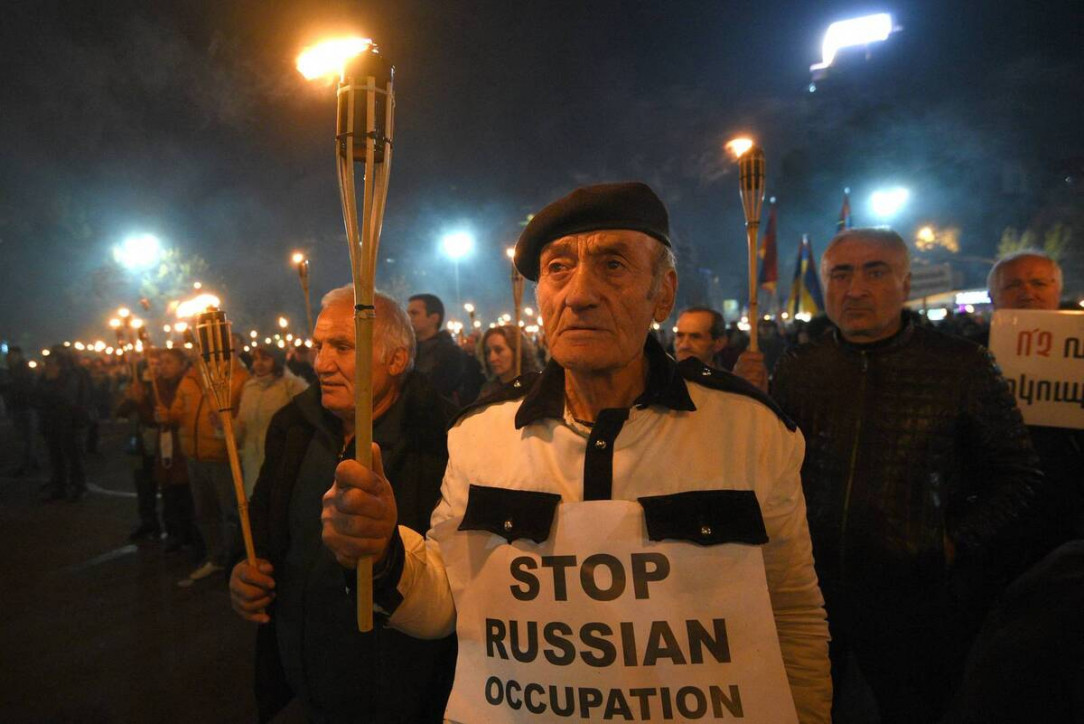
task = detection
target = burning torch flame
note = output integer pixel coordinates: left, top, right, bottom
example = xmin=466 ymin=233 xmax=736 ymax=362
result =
xmin=291 ymin=252 xmax=306 ymax=265
xmin=726 ymin=138 xmax=754 ymax=159
xmin=296 ymin=37 xmax=374 ymax=80
xmin=176 ymin=294 xmax=222 ymax=319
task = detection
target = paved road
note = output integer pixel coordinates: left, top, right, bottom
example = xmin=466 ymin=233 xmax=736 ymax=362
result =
xmin=0 ymin=419 xmax=270 ymax=723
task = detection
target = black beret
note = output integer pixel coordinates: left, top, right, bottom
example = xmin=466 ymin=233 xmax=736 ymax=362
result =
xmin=514 ymin=182 xmax=671 ymax=281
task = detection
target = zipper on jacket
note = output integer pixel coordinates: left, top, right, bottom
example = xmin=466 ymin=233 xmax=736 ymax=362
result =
xmin=839 ymin=352 xmax=869 ymax=576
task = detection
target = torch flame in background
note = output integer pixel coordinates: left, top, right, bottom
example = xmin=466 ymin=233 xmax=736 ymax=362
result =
xmin=726 ymin=138 xmax=754 ymax=160
xmin=296 ymin=37 xmax=374 ymax=80
xmin=176 ymin=294 xmax=222 ymax=319
xmin=291 ymin=252 xmax=306 ymax=265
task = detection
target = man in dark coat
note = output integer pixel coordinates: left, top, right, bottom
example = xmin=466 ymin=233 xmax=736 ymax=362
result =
xmin=35 ymin=346 xmax=90 ymax=501
xmin=770 ymin=229 xmax=1043 ymax=723
xmin=2 ymin=346 xmax=39 ymax=475
xmin=987 ymin=251 xmax=1083 ymax=540
xmin=229 ymin=289 xmax=456 ymax=723
xmin=408 ymin=293 xmax=483 ymax=406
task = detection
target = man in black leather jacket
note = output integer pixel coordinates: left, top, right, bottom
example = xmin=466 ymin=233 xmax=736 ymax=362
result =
xmin=770 ymin=229 xmax=1043 ymax=724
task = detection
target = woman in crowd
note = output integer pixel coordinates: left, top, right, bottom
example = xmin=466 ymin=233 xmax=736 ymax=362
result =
xmin=235 ymin=345 xmax=307 ymax=496
xmin=478 ymin=324 xmax=541 ymax=397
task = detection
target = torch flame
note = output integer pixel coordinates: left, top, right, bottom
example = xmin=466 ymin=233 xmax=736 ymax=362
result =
xmin=109 ymin=318 xmax=121 ymax=329
xmin=726 ymin=138 xmax=754 ymax=159
xmin=176 ymin=294 xmax=222 ymax=319
xmin=291 ymin=252 xmax=306 ymax=265
xmin=296 ymin=37 xmax=374 ymax=80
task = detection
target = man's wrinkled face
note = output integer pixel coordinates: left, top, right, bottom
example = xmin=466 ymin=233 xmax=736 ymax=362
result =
xmin=822 ymin=237 xmax=911 ymax=343
xmin=674 ymin=311 xmax=723 ymax=365
xmin=991 ymin=257 xmax=1062 ymax=310
xmin=313 ymin=301 xmax=400 ymax=422
xmin=536 ymin=230 xmax=676 ymax=375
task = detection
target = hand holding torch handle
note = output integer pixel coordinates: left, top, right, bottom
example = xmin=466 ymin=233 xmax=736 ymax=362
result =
xmin=335 ymin=45 xmax=395 ymax=632
xmin=194 ymin=308 xmax=257 ymax=567
xmin=739 ymin=146 xmax=766 ymax=352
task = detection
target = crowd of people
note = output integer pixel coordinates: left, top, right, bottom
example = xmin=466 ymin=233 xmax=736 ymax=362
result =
xmin=1 ymin=183 xmax=1081 ymax=723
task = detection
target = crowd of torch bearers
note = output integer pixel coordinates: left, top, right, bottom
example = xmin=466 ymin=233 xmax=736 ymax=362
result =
xmin=24 ymin=35 xmax=774 ymax=637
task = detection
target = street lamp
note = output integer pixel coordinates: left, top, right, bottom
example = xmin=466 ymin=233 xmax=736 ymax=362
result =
xmin=870 ymin=187 xmax=910 ymax=220
xmin=441 ymin=230 xmax=474 ymax=308
xmin=113 ymin=233 xmax=162 ymax=271
xmin=810 ymin=13 xmax=896 ymax=75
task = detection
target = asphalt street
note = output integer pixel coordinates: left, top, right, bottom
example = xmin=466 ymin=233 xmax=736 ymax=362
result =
xmin=0 ymin=418 xmax=294 ymax=723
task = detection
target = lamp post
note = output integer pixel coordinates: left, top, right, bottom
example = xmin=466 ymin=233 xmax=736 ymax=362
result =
xmin=298 ymin=36 xmax=395 ymax=632
xmin=292 ymin=252 xmax=314 ymax=334
xmin=441 ymin=231 xmax=474 ymax=309
xmin=729 ymin=139 xmax=766 ymax=352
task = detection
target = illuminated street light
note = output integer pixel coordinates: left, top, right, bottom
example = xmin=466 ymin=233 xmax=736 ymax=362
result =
xmin=811 ymin=13 xmax=895 ymax=72
xmin=441 ymin=231 xmax=475 ymax=260
xmin=113 ymin=233 xmax=162 ymax=271
xmin=278 ymin=316 xmax=289 ymax=329
xmin=441 ymin=231 xmax=475 ymax=309
xmin=869 ymin=187 xmax=910 ymax=219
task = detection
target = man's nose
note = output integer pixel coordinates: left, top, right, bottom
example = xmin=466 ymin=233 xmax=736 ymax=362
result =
xmin=843 ymin=277 xmax=871 ymax=297
xmin=563 ymin=264 xmax=601 ymax=308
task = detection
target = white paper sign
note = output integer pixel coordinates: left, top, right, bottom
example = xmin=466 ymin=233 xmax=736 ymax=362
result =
xmin=432 ymin=500 xmax=797 ymax=723
xmin=989 ymin=309 xmax=1084 ymax=430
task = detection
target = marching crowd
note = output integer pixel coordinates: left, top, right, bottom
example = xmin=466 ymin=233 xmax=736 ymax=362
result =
xmin=1 ymin=183 xmax=1082 ymax=723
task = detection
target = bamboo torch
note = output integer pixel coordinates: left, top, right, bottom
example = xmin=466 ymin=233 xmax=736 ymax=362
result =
xmin=298 ymin=36 xmax=395 ymax=632
xmin=507 ymin=247 xmax=524 ymax=376
xmin=730 ymin=139 xmax=766 ymax=352
xmin=193 ymin=307 xmax=257 ymax=567
xmin=292 ymin=252 xmax=315 ymax=334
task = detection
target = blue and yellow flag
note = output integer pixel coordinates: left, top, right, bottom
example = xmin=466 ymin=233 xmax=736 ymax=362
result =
xmin=786 ymin=234 xmax=825 ymax=316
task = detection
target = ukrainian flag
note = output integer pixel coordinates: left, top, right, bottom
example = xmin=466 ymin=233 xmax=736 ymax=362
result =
xmin=786 ymin=234 xmax=825 ymax=316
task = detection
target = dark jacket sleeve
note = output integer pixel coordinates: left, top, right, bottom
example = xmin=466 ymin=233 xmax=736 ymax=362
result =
xmin=949 ymin=348 xmax=1043 ymax=561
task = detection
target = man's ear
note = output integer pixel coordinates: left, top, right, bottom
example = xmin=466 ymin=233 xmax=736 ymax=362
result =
xmin=387 ymin=347 xmax=410 ymax=377
xmin=652 ymin=269 xmax=678 ymax=322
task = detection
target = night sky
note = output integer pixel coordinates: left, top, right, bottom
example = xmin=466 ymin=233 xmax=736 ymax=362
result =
xmin=1 ymin=0 xmax=1081 ymax=351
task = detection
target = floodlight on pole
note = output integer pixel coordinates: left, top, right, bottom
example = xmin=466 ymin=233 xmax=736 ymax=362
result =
xmin=113 ymin=233 xmax=163 ymax=271
xmin=441 ymin=231 xmax=474 ymax=309
xmin=441 ymin=231 xmax=475 ymax=260
xmin=811 ymin=13 xmax=895 ymax=72
xmin=870 ymin=187 xmax=910 ymax=219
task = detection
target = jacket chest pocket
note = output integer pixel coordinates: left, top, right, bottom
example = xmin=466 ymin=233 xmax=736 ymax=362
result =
xmin=638 ymin=489 xmax=769 ymax=546
xmin=458 ymin=484 xmax=562 ymax=543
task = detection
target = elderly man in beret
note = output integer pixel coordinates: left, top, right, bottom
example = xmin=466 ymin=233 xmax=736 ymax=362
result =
xmin=323 ymin=183 xmax=831 ymax=722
